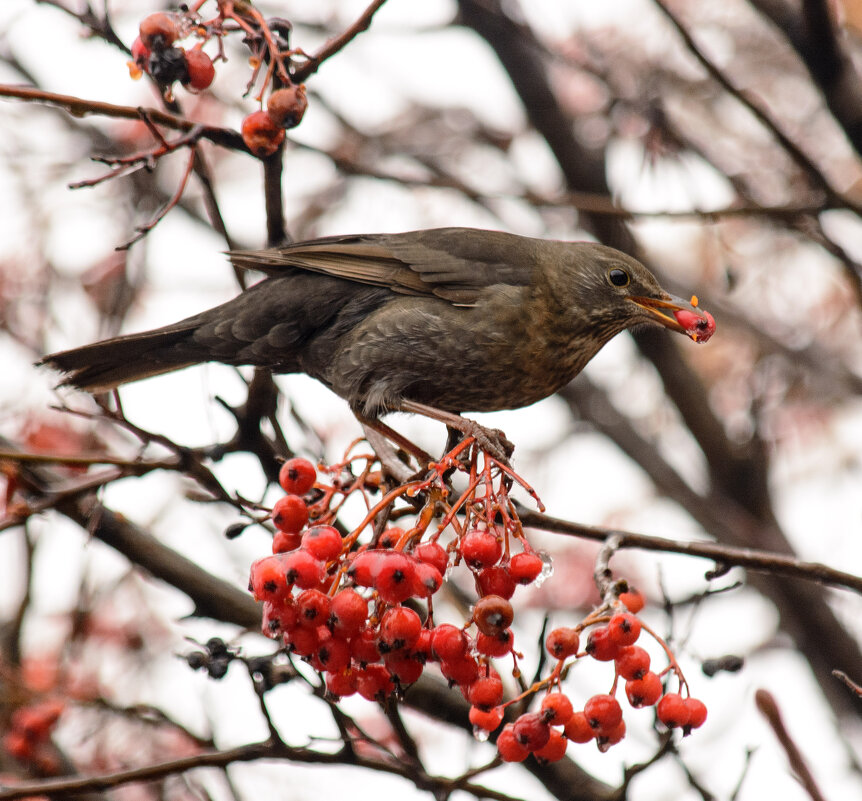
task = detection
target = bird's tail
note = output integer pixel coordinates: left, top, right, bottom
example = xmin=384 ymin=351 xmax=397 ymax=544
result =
xmin=40 ymin=320 xmax=202 ymax=393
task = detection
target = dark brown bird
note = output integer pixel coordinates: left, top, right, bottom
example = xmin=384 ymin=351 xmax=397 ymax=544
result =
xmin=42 ymin=228 xmax=714 ymax=454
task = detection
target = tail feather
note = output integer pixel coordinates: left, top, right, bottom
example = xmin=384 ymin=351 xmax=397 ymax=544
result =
xmin=40 ymin=322 xmax=201 ymax=392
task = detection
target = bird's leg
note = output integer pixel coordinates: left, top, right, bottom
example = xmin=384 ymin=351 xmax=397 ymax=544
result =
xmin=354 ymin=412 xmax=435 ymax=468
xmin=398 ymin=400 xmax=515 ymax=463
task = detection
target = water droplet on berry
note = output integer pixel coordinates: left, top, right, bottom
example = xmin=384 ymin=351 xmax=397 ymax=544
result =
xmin=536 ymin=550 xmax=554 ymax=585
xmin=472 ymin=725 xmax=491 ymax=742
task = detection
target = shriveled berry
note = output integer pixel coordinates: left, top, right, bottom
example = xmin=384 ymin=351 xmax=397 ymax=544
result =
xmin=615 ymin=645 xmax=650 ymax=680
xmin=278 ymin=457 xmax=316 ymax=494
xmin=469 ymin=704 xmax=504 ymax=732
xmin=545 ymin=627 xmax=579 ymax=660
xmin=472 ymin=594 xmax=513 ymax=636
xmin=534 ymin=728 xmax=567 ymax=763
xmin=241 ymin=110 xmax=285 ymax=158
xmin=584 ymin=694 xmax=623 ymax=735
xmin=184 ymin=47 xmax=215 ymax=90
xmin=271 ymin=494 xmax=308 ymax=533
xmin=541 ymin=693 xmax=574 ymax=726
xmin=302 ymin=525 xmax=342 ymax=562
xmin=497 ymin=723 xmax=529 ymax=762
xmin=657 ymin=693 xmax=690 ymax=728
xmin=476 ymin=565 xmax=516 ymax=599
xmin=267 ymin=84 xmax=308 ymax=128
xmin=148 ymin=46 xmax=189 ymax=86
xmin=508 ymin=551 xmax=543 ymax=584
xmin=563 ymin=711 xmax=595 ymax=743
xmin=607 ymin=613 xmax=641 ymax=647
xmin=139 ymin=12 xmax=178 ymax=50
xmin=625 ymin=671 xmax=662 ymax=708
xmin=459 ymin=529 xmax=502 ymax=569
xmin=585 ymin=626 xmax=621 ymax=661
xmin=513 ymin=712 xmax=551 ymax=752
xmin=413 ymin=541 xmax=448 ymax=574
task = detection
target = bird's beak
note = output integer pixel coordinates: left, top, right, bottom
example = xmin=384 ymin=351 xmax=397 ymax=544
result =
xmin=629 ymin=293 xmax=716 ymax=343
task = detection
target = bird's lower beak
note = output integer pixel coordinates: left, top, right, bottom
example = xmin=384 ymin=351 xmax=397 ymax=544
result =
xmin=629 ymin=294 xmax=716 ymax=343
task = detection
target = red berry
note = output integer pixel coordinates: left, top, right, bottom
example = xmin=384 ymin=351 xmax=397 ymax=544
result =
xmin=615 ymin=645 xmax=650 ymax=680
xmin=411 ymin=561 xmax=443 ymax=597
xmin=377 ymin=527 xmax=404 ymax=549
xmin=497 ymin=723 xmax=529 ymax=762
xmin=374 ymin=552 xmax=417 ymax=604
xmin=278 ymin=457 xmax=316 ymax=494
xmin=657 ymin=693 xmax=690 ymax=728
xmin=459 ymin=529 xmax=502 ymax=569
xmin=625 ymin=671 xmax=663 ymax=708
xmin=563 ymin=711 xmax=595 ymax=743
xmin=411 ymin=629 xmax=434 ymax=663
xmin=469 ymin=704 xmax=504 ymax=732
xmin=476 ymin=566 xmax=516 ymax=599
xmin=508 ymin=552 xmax=543 ymax=584
xmin=513 ymin=712 xmax=551 ymax=752
xmin=139 ymin=12 xmax=178 ymax=50
xmin=302 ymin=525 xmax=342 ymax=562
xmin=534 ymin=728 xmax=567 ymax=763
xmin=284 ymin=624 xmax=321 ymax=656
xmin=325 ymin=669 xmax=356 ymax=698
xmin=431 ymin=624 xmax=468 ymax=662
xmin=466 ymin=674 xmax=503 ymax=710
xmin=271 ymin=494 xmax=308 ymax=533
xmin=545 ymin=627 xmax=579 ymax=660
xmin=472 ymin=595 xmax=513 ymax=636
xmin=383 ymin=653 xmax=424 ymax=685
xmin=347 ymin=549 xmax=385 ymax=587
xmin=619 ymin=587 xmax=645 ymax=613
xmin=183 ymin=47 xmax=215 ymax=90
xmin=272 ymin=529 xmax=302 ymax=553
xmin=282 ymin=549 xmax=324 ymax=589
xmin=683 ymin=698 xmax=708 ymax=729
xmin=476 ymin=628 xmax=513 ymax=658
xmin=585 ymin=626 xmax=622 ymax=661
xmin=584 ymin=694 xmax=623 ymax=735
xmin=249 ymin=554 xmax=288 ymax=602
xmin=607 ymin=613 xmax=641 ymax=647
xmin=266 ymin=84 xmax=308 ymax=129
xmin=2 ymin=729 xmax=33 ymax=760
xmin=350 ymin=626 xmax=381 ymax=665
xmin=378 ymin=606 xmax=422 ymax=652
xmin=241 ymin=110 xmax=285 ymax=158
xmin=311 ymin=631 xmax=350 ymax=673
xmin=596 ymin=718 xmax=626 ymax=750
xmin=353 ymin=664 xmax=394 ymax=701
xmin=541 ymin=693 xmax=574 ymax=726
xmin=296 ymin=588 xmax=331 ymax=627
xmin=413 ymin=541 xmax=448 ymax=574
xmin=330 ymin=588 xmax=368 ymax=635
xmin=440 ymin=654 xmax=480 ymax=687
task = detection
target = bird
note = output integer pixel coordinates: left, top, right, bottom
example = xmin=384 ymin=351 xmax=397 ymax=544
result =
xmin=41 ymin=227 xmax=714 ymax=458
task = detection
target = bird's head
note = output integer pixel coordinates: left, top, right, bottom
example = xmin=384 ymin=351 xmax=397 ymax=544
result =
xmin=548 ymin=242 xmax=715 ymax=344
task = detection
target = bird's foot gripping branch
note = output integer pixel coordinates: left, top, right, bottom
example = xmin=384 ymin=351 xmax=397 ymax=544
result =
xmin=248 ymin=438 xmax=707 ymax=762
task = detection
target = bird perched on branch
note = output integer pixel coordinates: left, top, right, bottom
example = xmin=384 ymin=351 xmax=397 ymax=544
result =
xmin=42 ymin=227 xmax=714 ymax=457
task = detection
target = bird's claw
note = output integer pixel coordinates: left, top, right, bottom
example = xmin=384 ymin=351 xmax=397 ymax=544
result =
xmin=463 ymin=421 xmax=515 ymax=464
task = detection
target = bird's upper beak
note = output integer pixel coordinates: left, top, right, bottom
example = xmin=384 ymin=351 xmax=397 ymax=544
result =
xmin=629 ymin=293 xmax=716 ymax=343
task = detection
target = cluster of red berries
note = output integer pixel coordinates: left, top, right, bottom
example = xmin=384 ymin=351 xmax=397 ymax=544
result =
xmin=129 ymin=9 xmax=308 ymax=158
xmin=494 ymin=605 xmax=707 ymax=763
xmin=249 ymin=449 xmax=550 ymax=708
xmin=1 ymin=698 xmax=64 ymax=773
xmin=131 ymin=12 xmax=216 ymax=92
xmin=246 ymin=441 xmax=706 ymax=765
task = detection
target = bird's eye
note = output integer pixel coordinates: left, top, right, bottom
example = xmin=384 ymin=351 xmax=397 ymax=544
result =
xmin=608 ymin=268 xmax=630 ymax=287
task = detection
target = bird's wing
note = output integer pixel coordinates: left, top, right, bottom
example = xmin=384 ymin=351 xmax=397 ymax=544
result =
xmin=228 ymin=228 xmax=537 ymax=304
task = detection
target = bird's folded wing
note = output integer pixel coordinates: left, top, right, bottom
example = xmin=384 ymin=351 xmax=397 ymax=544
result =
xmin=228 ymin=228 xmax=536 ymax=305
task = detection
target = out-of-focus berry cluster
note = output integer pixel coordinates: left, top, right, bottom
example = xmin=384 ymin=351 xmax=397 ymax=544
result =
xmin=247 ymin=440 xmax=707 ymax=764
